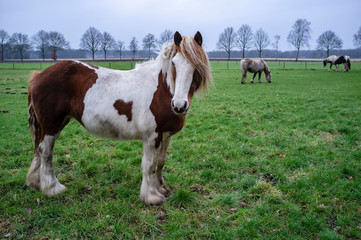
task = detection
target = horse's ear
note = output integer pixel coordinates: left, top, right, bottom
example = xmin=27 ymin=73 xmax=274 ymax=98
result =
xmin=194 ymin=31 xmax=203 ymax=46
xmin=174 ymin=31 xmax=182 ymax=46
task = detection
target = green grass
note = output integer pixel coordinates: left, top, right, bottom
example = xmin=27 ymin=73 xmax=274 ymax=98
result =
xmin=0 ymin=61 xmax=361 ymax=239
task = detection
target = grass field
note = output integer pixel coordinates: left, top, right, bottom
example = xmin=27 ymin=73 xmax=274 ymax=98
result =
xmin=0 ymin=61 xmax=360 ymax=239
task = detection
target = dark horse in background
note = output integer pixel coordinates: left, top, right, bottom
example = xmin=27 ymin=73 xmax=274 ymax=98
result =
xmin=323 ymin=55 xmax=351 ymax=72
xmin=240 ymin=58 xmax=271 ymax=84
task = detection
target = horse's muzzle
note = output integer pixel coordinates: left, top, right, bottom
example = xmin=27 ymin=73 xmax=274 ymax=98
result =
xmin=171 ymin=100 xmax=188 ymax=115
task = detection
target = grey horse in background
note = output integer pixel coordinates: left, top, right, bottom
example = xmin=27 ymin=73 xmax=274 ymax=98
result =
xmin=241 ymin=58 xmax=272 ymax=84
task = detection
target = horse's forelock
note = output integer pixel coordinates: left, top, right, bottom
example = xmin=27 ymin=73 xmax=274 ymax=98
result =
xmin=178 ymin=36 xmax=213 ymax=92
xmin=158 ymin=36 xmax=213 ymax=92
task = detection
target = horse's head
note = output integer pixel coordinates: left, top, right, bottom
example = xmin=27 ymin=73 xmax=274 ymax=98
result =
xmin=265 ymin=70 xmax=272 ymax=83
xmin=170 ymin=31 xmax=212 ymax=115
xmin=323 ymin=59 xmax=327 ymax=67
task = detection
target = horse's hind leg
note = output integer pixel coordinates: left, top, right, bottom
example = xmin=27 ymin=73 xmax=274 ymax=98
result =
xmin=27 ymin=103 xmax=42 ymax=190
xmin=241 ymin=72 xmax=246 ymax=84
xmin=27 ymin=101 xmax=69 ymax=196
xmin=38 ymin=134 xmax=66 ymax=196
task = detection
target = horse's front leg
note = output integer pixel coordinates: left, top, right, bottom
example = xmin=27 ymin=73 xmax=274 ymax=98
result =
xmin=329 ymin=63 xmax=332 ymax=72
xmin=140 ymin=138 xmax=166 ymax=205
xmin=156 ymin=135 xmax=172 ymax=197
xmin=258 ymin=72 xmax=262 ymax=83
xmin=251 ymin=73 xmax=257 ymax=83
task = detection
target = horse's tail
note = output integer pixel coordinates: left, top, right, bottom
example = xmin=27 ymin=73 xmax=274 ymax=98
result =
xmin=240 ymin=59 xmax=245 ymax=73
xmin=28 ymin=71 xmax=42 ymax=150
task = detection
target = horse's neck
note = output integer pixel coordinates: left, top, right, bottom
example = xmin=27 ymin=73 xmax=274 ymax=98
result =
xmin=135 ymin=58 xmax=175 ymax=94
xmin=328 ymin=55 xmax=337 ymax=62
xmin=262 ymin=62 xmax=269 ymax=74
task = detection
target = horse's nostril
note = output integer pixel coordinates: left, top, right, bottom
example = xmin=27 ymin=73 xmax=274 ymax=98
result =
xmin=171 ymin=100 xmax=175 ymax=108
xmin=183 ymin=101 xmax=187 ymax=110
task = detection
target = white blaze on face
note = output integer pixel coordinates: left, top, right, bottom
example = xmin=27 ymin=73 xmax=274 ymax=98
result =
xmin=171 ymin=53 xmax=195 ymax=115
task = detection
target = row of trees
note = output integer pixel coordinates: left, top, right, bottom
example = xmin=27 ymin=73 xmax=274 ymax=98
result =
xmin=217 ymin=19 xmax=361 ymax=61
xmin=1 ymin=23 xmax=361 ymax=62
xmin=80 ymin=27 xmax=173 ymax=61
xmin=0 ymin=30 xmax=70 ymax=62
xmin=0 ymin=28 xmax=174 ymax=62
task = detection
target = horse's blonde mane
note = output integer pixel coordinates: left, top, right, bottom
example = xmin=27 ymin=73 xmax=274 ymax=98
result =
xmin=136 ymin=36 xmax=213 ymax=93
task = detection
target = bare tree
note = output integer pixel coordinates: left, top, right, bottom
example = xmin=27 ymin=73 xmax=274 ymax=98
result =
xmin=0 ymin=30 xmax=10 ymax=61
xmin=32 ymin=30 xmax=49 ymax=61
xmin=9 ymin=33 xmax=32 ymax=62
xmin=157 ymin=29 xmax=173 ymax=49
xmin=142 ymin=33 xmax=156 ymax=59
xmin=129 ymin=37 xmax=139 ymax=60
xmin=80 ymin=27 xmax=102 ymax=61
xmin=353 ymin=26 xmax=361 ymax=49
xmin=272 ymin=35 xmax=281 ymax=60
xmin=217 ymin=27 xmax=236 ymax=69
xmin=287 ymin=19 xmax=311 ymax=61
xmin=235 ymin=24 xmax=253 ymax=59
xmin=115 ymin=40 xmax=125 ymax=60
xmin=316 ymin=30 xmax=343 ymax=57
xmin=101 ymin=32 xmax=116 ymax=60
xmin=253 ymin=28 xmax=270 ymax=58
xmin=47 ymin=31 xmax=70 ymax=61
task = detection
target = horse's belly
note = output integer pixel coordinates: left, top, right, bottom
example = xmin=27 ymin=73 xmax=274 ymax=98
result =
xmin=82 ymin=114 xmax=140 ymax=140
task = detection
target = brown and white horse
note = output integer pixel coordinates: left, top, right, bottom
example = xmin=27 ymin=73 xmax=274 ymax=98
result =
xmin=240 ymin=58 xmax=271 ymax=84
xmin=27 ymin=31 xmax=213 ymax=205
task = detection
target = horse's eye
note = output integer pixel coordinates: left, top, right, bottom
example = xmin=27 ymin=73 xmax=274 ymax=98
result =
xmin=171 ymin=61 xmax=175 ymax=66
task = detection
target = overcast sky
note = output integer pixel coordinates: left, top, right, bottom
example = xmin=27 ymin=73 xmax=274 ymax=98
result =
xmin=1 ymin=0 xmax=360 ymax=52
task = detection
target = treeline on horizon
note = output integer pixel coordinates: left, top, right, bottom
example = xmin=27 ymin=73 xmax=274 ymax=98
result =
xmin=3 ymin=48 xmax=361 ymax=61
xmin=1 ymin=20 xmax=361 ymax=62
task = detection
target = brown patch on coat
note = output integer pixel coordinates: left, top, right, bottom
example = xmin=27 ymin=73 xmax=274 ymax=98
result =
xmin=113 ymin=99 xmax=133 ymax=121
xmin=28 ymin=60 xmax=98 ymax=139
xmin=150 ymin=71 xmax=185 ymax=148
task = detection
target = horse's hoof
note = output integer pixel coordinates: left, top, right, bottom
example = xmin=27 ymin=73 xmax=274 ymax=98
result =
xmin=43 ymin=183 xmax=66 ymax=197
xmin=27 ymin=181 xmax=40 ymax=191
xmin=143 ymin=194 xmax=165 ymax=206
xmin=241 ymin=82 xmax=245 ymax=84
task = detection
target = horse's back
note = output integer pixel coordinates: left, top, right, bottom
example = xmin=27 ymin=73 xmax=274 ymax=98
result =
xmin=327 ymin=55 xmax=338 ymax=62
xmin=241 ymin=58 xmax=265 ymax=73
